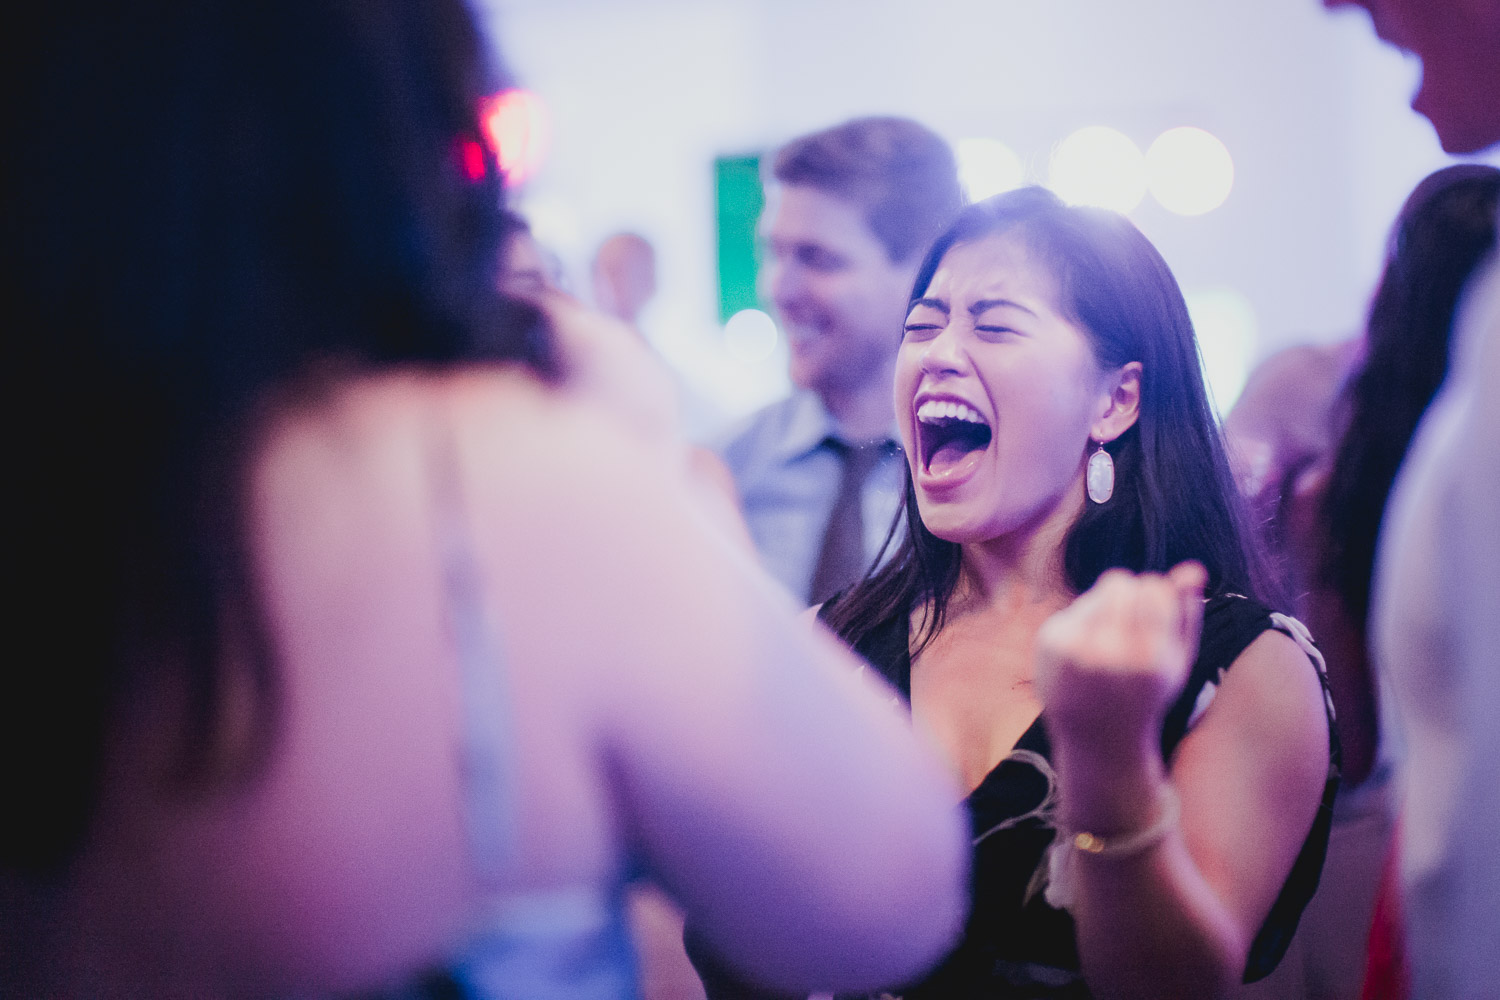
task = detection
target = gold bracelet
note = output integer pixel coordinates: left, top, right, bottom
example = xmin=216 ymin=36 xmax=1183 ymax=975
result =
xmin=1068 ymin=785 xmax=1181 ymax=859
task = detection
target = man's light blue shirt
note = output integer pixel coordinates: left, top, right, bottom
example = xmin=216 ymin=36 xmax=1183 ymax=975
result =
xmin=717 ymin=391 xmax=906 ymax=603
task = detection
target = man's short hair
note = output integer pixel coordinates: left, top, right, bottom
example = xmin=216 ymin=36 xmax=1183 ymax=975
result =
xmin=772 ymin=117 xmax=963 ymax=264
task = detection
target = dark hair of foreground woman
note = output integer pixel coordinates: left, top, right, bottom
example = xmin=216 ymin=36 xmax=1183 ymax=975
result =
xmin=4 ymin=0 xmax=549 ymax=879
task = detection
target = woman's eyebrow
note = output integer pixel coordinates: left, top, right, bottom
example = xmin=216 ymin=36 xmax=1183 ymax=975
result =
xmin=971 ymin=297 xmax=1036 ymax=317
xmin=908 ymin=297 xmax=949 ymax=315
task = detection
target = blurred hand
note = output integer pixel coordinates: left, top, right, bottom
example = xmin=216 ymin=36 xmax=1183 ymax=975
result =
xmin=1036 ymin=562 xmax=1208 ymax=751
xmin=534 ymin=289 xmax=682 ymax=446
xmin=528 ymin=291 xmax=761 ymax=555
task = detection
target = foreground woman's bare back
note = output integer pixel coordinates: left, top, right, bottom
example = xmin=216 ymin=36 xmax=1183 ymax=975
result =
xmin=66 ymin=369 xmax=968 ymax=998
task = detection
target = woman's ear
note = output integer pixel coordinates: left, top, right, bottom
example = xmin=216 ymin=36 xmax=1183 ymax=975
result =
xmin=1091 ymin=361 xmax=1142 ymax=443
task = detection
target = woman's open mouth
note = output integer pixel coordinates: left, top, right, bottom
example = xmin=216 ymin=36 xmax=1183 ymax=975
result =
xmin=916 ymin=399 xmax=992 ymax=481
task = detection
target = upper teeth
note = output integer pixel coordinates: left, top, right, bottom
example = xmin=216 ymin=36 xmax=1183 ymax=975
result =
xmin=917 ymin=400 xmax=986 ymax=425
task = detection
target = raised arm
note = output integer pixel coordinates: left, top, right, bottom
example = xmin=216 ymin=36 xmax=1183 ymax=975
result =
xmin=458 ymin=371 xmax=969 ymax=997
xmin=602 ymin=463 xmax=967 ymax=993
xmin=1036 ymin=565 xmax=1329 ymax=1000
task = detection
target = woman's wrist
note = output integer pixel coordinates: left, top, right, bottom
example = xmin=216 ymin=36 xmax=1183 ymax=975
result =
xmin=1042 ymin=779 xmax=1181 ymax=911
xmin=1065 ymin=783 xmax=1180 ymax=858
xmin=1051 ymin=732 xmax=1169 ymax=837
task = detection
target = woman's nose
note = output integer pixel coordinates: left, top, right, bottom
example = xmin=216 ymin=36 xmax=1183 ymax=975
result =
xmin=919 ymin=325 xmax=968 ymax=376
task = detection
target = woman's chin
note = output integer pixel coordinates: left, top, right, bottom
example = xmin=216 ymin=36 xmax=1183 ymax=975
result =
xmin=917 ymin=506 xmax=998 ymax=547
xmin=916 ymin=493 xmax=1075 ymax=551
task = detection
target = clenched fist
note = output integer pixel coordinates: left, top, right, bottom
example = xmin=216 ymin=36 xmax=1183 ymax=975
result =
xmin=1036 ymin=562 xmax=1208 ymax=754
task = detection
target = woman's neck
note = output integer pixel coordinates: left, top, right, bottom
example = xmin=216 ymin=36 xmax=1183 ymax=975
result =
xmin=953 ymin=485 xmax=1084 ymax=619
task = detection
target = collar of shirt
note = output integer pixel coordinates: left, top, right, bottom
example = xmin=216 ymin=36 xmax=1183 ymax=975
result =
xmin=768 ymin=391 xmax=900 ymax=466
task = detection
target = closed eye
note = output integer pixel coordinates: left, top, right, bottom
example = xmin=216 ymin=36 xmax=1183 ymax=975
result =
xmin=975 ymin=325 xmax=1017 ymax=340
xmin=903 ymin=323 xmax=944 ymax=341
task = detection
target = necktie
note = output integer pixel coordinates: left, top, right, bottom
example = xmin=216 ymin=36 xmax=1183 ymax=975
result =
xmin=807 ymin=438 xmax=887 ymax=606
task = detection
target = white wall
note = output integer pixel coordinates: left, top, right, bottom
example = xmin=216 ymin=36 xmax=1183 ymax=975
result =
xmin=473 ymin=0 xmax=1497 ymax=426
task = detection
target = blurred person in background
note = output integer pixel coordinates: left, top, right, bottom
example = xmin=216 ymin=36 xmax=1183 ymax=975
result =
xmin=0 ymin=2 xmax=972 ymax=998
xmin=692 ymin=187 xmax=1336 ymax=999
xmin=718 ymin=117 xmax=963 ymax=606
xmin=1235 ymin=164 xmax=1500 ymax=1000
xmin=591 ymin=229 xmax=726 ymax=444
xmin=1224 ymin=336 xmax=1361 ymax=563
xmin=593 ymin=232 xmax=658 ymax=330
xmin=1319 ymin=1 xmax=1500 ymax=997
xmin=498 ymin=211 xmax=555 ymax=299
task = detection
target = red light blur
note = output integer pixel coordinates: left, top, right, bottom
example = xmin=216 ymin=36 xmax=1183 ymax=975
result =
xmin=458 ymin=138 xmax=487 ymax=182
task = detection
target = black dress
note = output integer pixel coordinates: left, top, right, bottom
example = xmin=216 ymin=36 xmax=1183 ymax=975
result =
xmin=826 ymin=591 xmax=1340 ymax=999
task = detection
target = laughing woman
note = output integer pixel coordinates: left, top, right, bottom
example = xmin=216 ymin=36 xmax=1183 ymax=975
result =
xmin=815 ymin=187 xmax=1338 ymax=999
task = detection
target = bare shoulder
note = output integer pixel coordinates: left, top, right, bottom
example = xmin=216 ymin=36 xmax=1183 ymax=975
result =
xmin=1212 ymin=628 xmax=1329 ymax=752
xmin=1179 ymin=626 xmax=1329 ymax=805
xmin=1169 ymin=625 xmax=1330 ymax=936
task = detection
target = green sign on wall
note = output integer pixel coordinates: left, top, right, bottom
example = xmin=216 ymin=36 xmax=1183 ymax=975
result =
xmin=715 ymin=154 xmax=765 ymax=323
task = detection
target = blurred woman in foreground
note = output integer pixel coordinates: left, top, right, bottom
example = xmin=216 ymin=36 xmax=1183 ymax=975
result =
xmin=713 ymin=189 xmax=1336 ymax=999
xmin=0 ymin=3 xmax=967 ymax=997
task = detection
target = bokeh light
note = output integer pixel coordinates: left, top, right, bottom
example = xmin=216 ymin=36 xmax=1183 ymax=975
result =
xmin=956 ymin=138 xmax=1026 ymax=202
xmin=1147 ymin=127 xmax=1235 ymax=216
xmin=481 ymin=89 xmax=551 ymax=187
xmin=1047 ymin=126 xmax=1147 ymax=214
xmin=515 ymin=194 xmax=583 ymax=259
xmin=1186 ymin=287 xmax=1257 ymax=414
xmin=723 ymin=308 xmax=780 ymax=364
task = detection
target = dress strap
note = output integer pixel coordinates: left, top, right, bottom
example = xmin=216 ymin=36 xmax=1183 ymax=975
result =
xmin=457 ymin=887 xmax=640 ymax=1000
xmin=426 ymin=415 xmax=517 ymax=885
xmin=1269 ymin=611 xmax=1339 ymax=728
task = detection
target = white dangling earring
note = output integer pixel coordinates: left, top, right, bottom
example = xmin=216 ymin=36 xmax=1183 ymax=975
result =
xmin=1086 ymin=439 xmax=1114 ymax=504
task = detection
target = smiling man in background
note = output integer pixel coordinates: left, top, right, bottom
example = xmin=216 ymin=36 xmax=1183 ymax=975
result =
xmin=719 ymin=117 xmax=962 ymax=605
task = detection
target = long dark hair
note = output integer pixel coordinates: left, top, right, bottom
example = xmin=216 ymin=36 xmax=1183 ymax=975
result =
xmin=4 ymin=0 xmax=549 ymax=875
xmin=826 ymin=187 xmax=1265 ymax=651
xmin=1318 ymin=165 xmax=1500 ymax=625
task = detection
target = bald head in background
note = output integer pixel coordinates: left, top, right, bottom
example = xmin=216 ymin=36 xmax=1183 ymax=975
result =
xmin=592 ymin=232 xmax=657 ymax=328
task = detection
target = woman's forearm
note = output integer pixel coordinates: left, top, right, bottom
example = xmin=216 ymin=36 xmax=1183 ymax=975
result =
xmin=1051 ymin=739 xmax=1244 ymax=1000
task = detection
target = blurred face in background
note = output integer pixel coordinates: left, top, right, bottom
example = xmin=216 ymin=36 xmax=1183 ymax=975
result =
xmin=761 ymin=184 xmax=917 ymax=403
xmin=500 ymin=228 xmax=551 ymax=299
xmin=1325 ymin=0 xmax=1500 ymax=152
